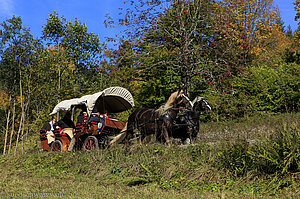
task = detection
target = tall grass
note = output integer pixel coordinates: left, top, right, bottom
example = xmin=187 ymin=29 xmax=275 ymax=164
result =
xmin=251 ymin=125 xmax=299 ymax=175
xmin=214 ymin=125 xmax=299 ymax=175
xmin=0 ymin=113 xmax=299 ymax=198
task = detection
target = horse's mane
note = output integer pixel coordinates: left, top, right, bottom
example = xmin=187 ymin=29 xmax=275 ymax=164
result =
xmin=166 ymin=90 xmax=182 ymax=108
xmin=158 ymin=90 xmax=183 ymax=115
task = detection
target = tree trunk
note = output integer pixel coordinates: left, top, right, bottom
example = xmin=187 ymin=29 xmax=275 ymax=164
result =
xmin=21 ymin=99 xmax=30 ymax=154
xmin=14 ymin=113 xmax=23 ymax=155
xmin=8 ymin=98 xmax=16 ymax=155
xmin=23 ymin=66 xmax=32 ymax=153
xmin=25 ymin=122 xmax=29 ymax=150
xmin=14 ymin=69 xmax=24 ymax=155
xmin=3 ymin=95 xmax=11 ymax=155
xmin=182 ymin=68 xmax=191 ymax=97
xmin=21 ymin=113 xmax=25 ymax=154
xmin=57 ymin=43 xmax=61 ymax=121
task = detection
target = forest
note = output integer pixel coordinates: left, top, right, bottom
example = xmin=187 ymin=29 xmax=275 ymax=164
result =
xmin=0 ymin=0 xmax=299 ymax=197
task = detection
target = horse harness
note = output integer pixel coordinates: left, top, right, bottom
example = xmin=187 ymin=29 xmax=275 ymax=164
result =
xmin=133 ymin=107 xmax=181 ymax=130
xmin=161 ymin=106 xmax=186 ymax=125
xmin=174 ymin=110 xmax=199 ymax=128
xmin=162 ymin=112 xmax=176 ymax=124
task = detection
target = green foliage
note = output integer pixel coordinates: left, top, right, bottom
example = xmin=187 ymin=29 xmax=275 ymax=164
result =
xmin=204 ymin=62 xmax=299 ymax=121
xmin=236 ymin=63 xmax=299 ymax=114
xmin=213 ymin=124 xmax=299 ymax=178
xmin=0 ymin=16 xmax=42 ymax=94
xmin=214 ymin=141 xmax=252 ymax=176
xmin=104 ymin=0 xmax=297 ymax=121
xmin=0 ymin=14 xmax=110 ymax=155
xmin=42 ymin=11 xmax=106 ymax=96
xmin=250 ymin=125 xmax=300 ymax=175
xmin=137 ymin=64 xmax=181 ymax=108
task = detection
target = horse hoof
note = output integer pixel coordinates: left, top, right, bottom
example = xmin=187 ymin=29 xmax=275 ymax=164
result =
xmin=183 ymin=138 xmax=191 ymax=145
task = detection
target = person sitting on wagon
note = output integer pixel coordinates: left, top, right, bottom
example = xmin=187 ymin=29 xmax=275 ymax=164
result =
xmin=56 ymin=112 xmax=75 ymax=140
xmin=76 ymin=111 xmax=87 ymax=125
xmin=41 ymin=116 xmax=56 ymax=146
xmin=89 ymin=106 xmax=106 ymax=132
xmin=99 ymin=112 xmax=108 ymax=131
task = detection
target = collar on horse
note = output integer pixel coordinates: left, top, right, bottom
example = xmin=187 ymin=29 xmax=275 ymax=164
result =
xmin=163 ymin=112 xmax=176 ymax=124
xmin=161 ymin=106 xmax=183 ymax=124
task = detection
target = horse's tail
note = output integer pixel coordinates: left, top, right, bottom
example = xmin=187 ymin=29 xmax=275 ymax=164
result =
xmin=108 ymin=123 xmax=128 ymax=148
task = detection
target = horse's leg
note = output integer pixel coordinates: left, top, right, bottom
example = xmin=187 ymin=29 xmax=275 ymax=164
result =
xmin=180 ymin=126 xmax=188 ymax=145
xmin=140 ymin=131 xmax=146 ymax=145
xmin=192 ymin=125 xmax=199 ymax=144
xmin=162 ymin=123 xmax=171 ymax=145
xmin=123 ymin=130 xmax=130 ymax=147
xmin=154 ymin=117 xmax=161 ymax=143
xmin=124 ymin=120 xmax=134 ymax=147
xmin=183 ymin=125 xmax=192 ymax=145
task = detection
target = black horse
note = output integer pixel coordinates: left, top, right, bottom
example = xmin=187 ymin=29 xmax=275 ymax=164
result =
xmin=123 ymin=90 xmax=192 ymax=146
xmin=172 ymin=96 xmax=211 ymax=144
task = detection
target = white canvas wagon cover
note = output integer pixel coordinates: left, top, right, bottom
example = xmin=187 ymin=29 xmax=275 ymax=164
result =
xmin=49 ymin=87 xmax=134 ymax=116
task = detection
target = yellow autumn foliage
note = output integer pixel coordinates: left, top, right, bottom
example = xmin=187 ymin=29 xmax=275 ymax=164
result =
xmin=0 ymin=89 xmax=9 ymax=107
xmin=213 ymin=0 xmax=286 ymax=64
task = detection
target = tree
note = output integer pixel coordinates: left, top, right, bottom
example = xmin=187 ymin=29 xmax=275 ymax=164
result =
xmin=284 ymin=0 xmax=300 ymax=64
xmin=286 ymin=25 xmax=293 ymax=38
xmin=104 ymin=0 xmax=292 ymax=120
xmin=106 ymin=0 xmax=220 ymax=100
xmin=0 ymin=16 xmax=43 ymax=154
xmin=294 ymin=0 xmax=300 ymax=23
xmin=42 ymin=12 xmax=106 ymax=97
xmin=213 ymin=0 xmax=288 ymax=65
xmin=33 ymin=45 xmax=75 ymax=115
xmin=105 ymin=0 xmax=254 ymax=108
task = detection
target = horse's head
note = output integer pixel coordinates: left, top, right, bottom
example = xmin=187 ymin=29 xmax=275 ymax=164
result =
xmin=164 ymin=90 xmax=193 ymax=111
xmin=174 ymin=90 xmax=193 ymax=109
xmin=192 ymin=96 xmax=211 ymax=114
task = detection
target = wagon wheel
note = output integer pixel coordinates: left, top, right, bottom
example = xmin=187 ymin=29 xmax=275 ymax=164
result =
xmin=82 ymin=136 xmax=99 ymax=151
xmin=50 ymin=140 xmax=63 ymax=152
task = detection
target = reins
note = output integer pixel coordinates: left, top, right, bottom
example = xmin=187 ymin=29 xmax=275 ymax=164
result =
xmin=168 ymin=107 xmax=185 ymax=111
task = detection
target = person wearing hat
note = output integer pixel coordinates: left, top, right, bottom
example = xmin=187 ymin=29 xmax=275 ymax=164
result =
xmin=41 ymin=116 xmax=56 ymax=146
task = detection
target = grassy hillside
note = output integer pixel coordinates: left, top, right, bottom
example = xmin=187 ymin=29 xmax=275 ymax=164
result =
xmin=0 ymin=113 xmax=299 ymax=198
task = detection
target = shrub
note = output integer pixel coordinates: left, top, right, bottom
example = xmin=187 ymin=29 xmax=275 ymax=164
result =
xmin=234 ymin=63 xmax=299 ymax=114
xmin=249 ymin=125 xmax=300 ymax=175
xmin=214 ymin=125 xmax=300 ymax=177
xmin=203 ymin=63 xmax=299 ymax=121
xmin=214 ymin=140 xmax=252 ymax=176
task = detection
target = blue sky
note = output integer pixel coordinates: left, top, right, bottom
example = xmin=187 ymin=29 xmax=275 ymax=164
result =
xmin=0 ymin=0 xmax=298 ymax=48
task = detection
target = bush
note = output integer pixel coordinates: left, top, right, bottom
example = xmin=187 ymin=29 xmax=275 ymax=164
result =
xmin=213 ymin=125 xmax=300 ymax=177
xmin=205 ymin=63 xmax=299 ymax=121
xmin=238 ymin=63 xmax=299 ymax=114
xmin=249 ymin=125 xmax=300 ymax=175
xmin=214 ymin=140 xmax=252 ymax=176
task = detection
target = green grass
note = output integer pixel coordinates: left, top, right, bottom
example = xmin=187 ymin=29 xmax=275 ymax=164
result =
xmin=0 ymin=113 xmax=299 ymax=198
xmin=0 ymin=147 xmax=269 ymax=198
xmin=199 ymin=112 xmax=300 ymax=142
